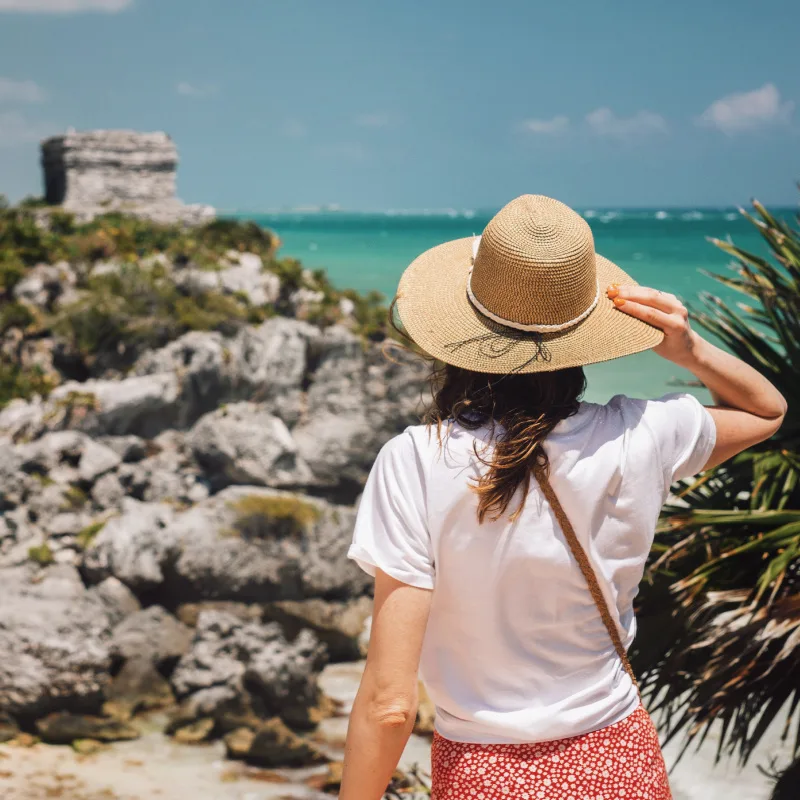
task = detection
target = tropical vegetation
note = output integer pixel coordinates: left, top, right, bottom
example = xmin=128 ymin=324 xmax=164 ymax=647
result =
xmin=0 ymin=196 xmax=388 ymax=408
xmin=632 ymin=196 xmax=800 ymax=791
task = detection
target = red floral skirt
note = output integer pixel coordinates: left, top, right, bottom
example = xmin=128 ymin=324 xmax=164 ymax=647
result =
xmin=431 ymin=704 xmax=672 ymax=800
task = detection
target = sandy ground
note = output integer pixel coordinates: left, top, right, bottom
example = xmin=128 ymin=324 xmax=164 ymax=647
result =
xmin=0 ymin=661 xmax=793 ymax=800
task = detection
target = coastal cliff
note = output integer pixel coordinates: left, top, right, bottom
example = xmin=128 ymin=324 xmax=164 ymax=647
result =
xmin=0 ymin=189 xmax=432 ymax=792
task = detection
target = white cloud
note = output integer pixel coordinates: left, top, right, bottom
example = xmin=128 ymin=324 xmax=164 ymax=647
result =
xmin=0 ymin=0 xmax=132 ymax=11
xmin=0 ymin=77 xmax=46 ymax=104
xmin=176 ymin=82 xmax=218 ymax=99
xmin=520 ymin=115 xmax=569 ymax=135
xmin=354 ymin=112 xmax=392 ymax=128
xmin=585 ymin=107 xmax=668 ymax=139
xmin=0 ymin=111 xmax=52 ymax=147
xmin=698 ymin=83 xmax=794 ymax=134
xmin=281 ymin=118 xmax=308 ymax=139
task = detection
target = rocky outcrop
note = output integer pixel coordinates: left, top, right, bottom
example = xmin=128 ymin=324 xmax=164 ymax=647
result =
xmin=81 ymin=487 xmax=369 ymax=604
xmin=41 ymin=130 xmax=214 ymax=225
xmin=0 ymin=565 xmax=114 ymax=721
xmin=169 ymin=610 xmax=328 ymax=746
xmin=188 ymin=403 xmax=314 ymax=491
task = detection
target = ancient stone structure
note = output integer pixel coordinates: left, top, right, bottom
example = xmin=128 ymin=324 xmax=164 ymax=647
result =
xmin=41 ymin=130 xmax=214 ymax=225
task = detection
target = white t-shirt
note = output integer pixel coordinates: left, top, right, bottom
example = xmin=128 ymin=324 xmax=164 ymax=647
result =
xmin=348 ymin=393 xmax=716 ymax=744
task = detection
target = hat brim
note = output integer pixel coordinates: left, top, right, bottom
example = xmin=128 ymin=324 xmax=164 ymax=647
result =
xmin=396 ymin=236 xmax=664 ymax=374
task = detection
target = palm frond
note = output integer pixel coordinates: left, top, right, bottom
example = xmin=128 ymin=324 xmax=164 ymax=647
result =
xmin=632 ymin=195 xmax=800 ymax=768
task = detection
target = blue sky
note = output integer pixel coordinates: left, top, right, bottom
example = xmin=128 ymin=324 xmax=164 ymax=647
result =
xmin=0 ymin=0 xmax=798 ymax=210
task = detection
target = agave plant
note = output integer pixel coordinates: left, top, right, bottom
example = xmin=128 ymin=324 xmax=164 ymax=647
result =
xmin=631 ymin=196 xmax=800 ymax=779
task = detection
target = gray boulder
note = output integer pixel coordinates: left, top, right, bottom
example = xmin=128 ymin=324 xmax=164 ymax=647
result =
xmin=78 ymin=439 xmax=122 ymax=483
xmin=176 ymin=253 xmax=280 ymax=307
xmin=43 ymin=373 xmax=180 ymax=438
xmin=91 ymin=472 xmax=126 ymax=510
xmin=170 ymin=610 xmax=326 ymax=725
xmin=165 ymin=487 xmax=369 ymax=604
xmin=0 ymin=564 xmax=113 ymax=719
xmin=133 ymin=319 xmax=316 ymax=430
xmin=293 ymin=327 xmax=428 ymax=496
xmin=81 ymin=486 xmax=368 ymax=605
xmin=98 ymin=435 xmax=148 ymax=463
xmin=88 ymin=577 xmax=141 ymax=627
xmin=133 ymin=331 xmax=235 ymax=427
xmin=0 ymin=397 xmax=46 ymax=441
xmin=0 ymin=440 xmax=29 ymax=510
xmin=188 ymin=403 xmax=314 ymax=490
xmin=14 ymin=430 xmax=88 ymax=474
xmin=81 ymin=499 xmax=176 ymax=592
xmin=110 ymin=606 xmax=192 ymax=668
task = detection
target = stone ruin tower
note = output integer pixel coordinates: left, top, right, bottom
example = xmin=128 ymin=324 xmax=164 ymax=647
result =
xmin=41 ymin=130 xmax=214 ymax=225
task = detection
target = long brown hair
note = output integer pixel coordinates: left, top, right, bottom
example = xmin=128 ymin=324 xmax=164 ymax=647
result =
xmin=423 ymin=364 xmax=586 ymax=523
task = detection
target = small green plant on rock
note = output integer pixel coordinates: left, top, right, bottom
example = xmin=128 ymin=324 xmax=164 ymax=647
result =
xmin=62 ymin=485 xmax=89 ymax=511
xmin=76 ymin=521 xmax=106 ymax=550
xmin=28 ymin=543 xmax=54 ymax=566
xmin=228 ymin=494 xmax=321 ymax=541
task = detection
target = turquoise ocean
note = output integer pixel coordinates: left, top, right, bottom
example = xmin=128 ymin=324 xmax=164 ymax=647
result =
xmin=236 ymin=208 xmax=790 ymax=405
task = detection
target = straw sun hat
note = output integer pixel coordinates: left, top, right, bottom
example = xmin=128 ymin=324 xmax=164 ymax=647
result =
xmin=395 ymin=194 xmax=664 ymax=373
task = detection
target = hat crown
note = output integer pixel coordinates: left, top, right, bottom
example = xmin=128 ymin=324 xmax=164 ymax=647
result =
xmin=471 ymin=195 xmax=598 ymax=329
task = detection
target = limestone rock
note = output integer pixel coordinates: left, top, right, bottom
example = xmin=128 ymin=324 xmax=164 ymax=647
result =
xmin=91 ymin=472 xmax=126 ymax=510
xmin=110 ymin=606 xmax=192 ymax=668
xmin=170 ymin=610 xmax=327 ymax=727
xmin=293 ymin=328 xmax=428 ymax=498
xmin=262 ymin=597 xmax=373 ymax=662
xmin=224 ymin=718 xmax=328 ymax=767
xmin=172 ymin=716 xmax=215 ymax=744
xmin=88 ymin=577 xmax=141 ymax=626
xmin=162 ymin=486 xmax=369 ymax=603
xmin=176 ymin=601 xmax=262 ymax=628
xmin=0 ymin=564 xmax=113 ymax=719
xmin=103 ymin=658 xmax=174 ymax=721
xmin=133 ymin=319 xmax=316 ymax=429
xmin=36 ymin=711 xmax=139 ymax=744
xmin=78 ymin=439 xmax=122 ymax=483
xmin=44 ymin=373 xmax=180 ymax=438
xmin=81 ymin=499 xmax=176 ymax=592
xmin=176 ymin=255 xmax=280 ymax=307
xmin=98 ymin=435 xmax=148 ymax=463
xmin=188 ymin=403 xmax=314 ymax=490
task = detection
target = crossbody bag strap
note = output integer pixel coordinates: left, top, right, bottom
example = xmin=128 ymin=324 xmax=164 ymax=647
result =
xmin=538 ymin=476 xmax=640 ymax=691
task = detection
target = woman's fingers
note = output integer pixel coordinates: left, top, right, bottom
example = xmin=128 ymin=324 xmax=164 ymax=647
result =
xmin=606 ymin=284 xmax=682 ymax=314
xmin=612 ymin=299 xmax=681 ymax=332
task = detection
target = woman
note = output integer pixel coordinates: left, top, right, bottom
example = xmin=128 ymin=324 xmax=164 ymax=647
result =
xmin=339 ymin=195 xmax=786 ymax=800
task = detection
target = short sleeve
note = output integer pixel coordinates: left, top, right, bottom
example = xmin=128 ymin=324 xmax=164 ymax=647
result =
xmin=348 ymin=430 xmax=435 ymax=590
xmin=641 ymin=392 xmax=717 ymax=488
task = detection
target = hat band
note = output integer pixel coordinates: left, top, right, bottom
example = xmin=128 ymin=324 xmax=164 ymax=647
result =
xmin=466 ymin=236 xmax=600 ymax=334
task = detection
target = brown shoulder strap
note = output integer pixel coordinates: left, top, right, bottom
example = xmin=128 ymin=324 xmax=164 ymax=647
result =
xmin=538 ymin=476 xmax=639 ymax=691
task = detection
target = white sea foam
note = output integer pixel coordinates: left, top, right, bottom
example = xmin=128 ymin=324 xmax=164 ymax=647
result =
xmin=655 ymin=210 xmax=669 ymax=220
xmin=681 ymin=211 xmax=704 ymax=221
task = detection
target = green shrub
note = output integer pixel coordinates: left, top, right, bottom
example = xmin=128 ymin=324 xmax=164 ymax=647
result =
xmin=77 ymin=521 xmax=106 ymax=550
xmin=62 ymin=485 xmax=89 ymax=511
xmin=0 ymin=253 xmax=26 ymax=294
xmin=0 ymin=302 xmax=35 ymax=334
xmin=0 ymin=363 xmax=55 ymax=407
xmin=28 ymin=543 xmax=54 ymax=566
xmin=228 ymin=494 xmax=321 ymax=541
